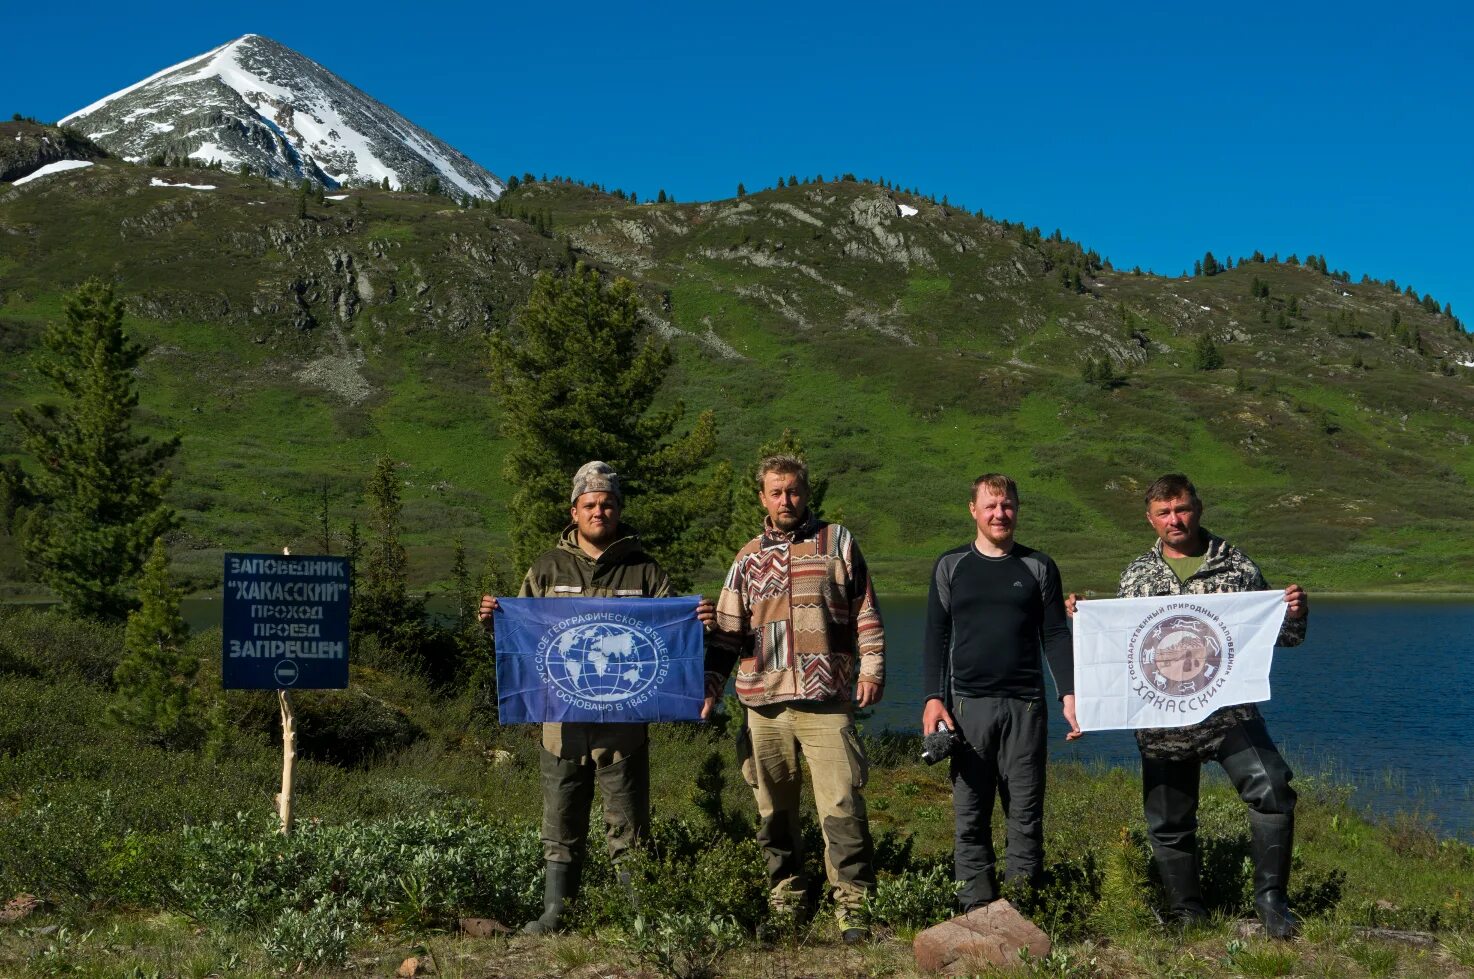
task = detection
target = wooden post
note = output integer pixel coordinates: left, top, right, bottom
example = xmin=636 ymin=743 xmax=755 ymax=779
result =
xmin=276 ymin=689 xmax=296 ymax=836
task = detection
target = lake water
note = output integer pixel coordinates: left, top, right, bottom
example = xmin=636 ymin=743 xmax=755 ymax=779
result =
xmin=176 ymin=595 xmax=1474 ymax=840
xmin=866 ymin=595 xmax=1474 ymax=840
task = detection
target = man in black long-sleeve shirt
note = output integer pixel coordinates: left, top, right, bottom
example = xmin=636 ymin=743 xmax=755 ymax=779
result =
xmin=921 ymin=473 xmax=1080 ymax=909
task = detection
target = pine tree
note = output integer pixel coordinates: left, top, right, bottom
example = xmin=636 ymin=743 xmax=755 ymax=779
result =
xmin=487 ymin=264 xmax=731 ymax=588
xmin=1202 ymin=251 xmax=1219 ymax=276
xmin=315 ymin=477 xmax=333 ymax=554
xmin=736 ymin=182 xmax=746 ymax=198
xmin=657 ymin=188 xmax=667 ymax=203
xmin=344 ymin=518 xmax=363 ymax=583
xmin=1192 ymin=333 xmax=1224 ymax=370
xmin=505 ymin=175 xmax=520 ymax=192
xmin=14 ymin=280 xmax=179 ymax=619
xmin=110 ymin=538 xmax=201 ymax=746
xmin=354 ymin=455 xmax=422 ymax=635
xmin=449 ymin=536 xmax=473 ymax=628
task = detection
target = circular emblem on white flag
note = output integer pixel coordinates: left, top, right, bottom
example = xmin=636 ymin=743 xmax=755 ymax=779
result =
xmin=1137 ymin=613 xmax=1224 ymax=696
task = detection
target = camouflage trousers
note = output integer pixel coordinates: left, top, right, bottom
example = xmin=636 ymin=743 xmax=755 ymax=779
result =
xmin=539 ymin=722 xmax=649 ymax=866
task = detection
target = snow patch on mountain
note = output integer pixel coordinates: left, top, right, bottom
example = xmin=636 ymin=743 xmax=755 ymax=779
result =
xmin=13 ymin=159 xmax=94 ymax=185
xmin=150 ymin=177 xmax=216 ymax=190
xmin=61 ymin=34 xmax=503 ymax=200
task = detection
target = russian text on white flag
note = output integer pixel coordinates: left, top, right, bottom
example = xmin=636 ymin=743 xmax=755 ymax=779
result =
xmin=1073 ymin=591 xmax=1288 ymax=731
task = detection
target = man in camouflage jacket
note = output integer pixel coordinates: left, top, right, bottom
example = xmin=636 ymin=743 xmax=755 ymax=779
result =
xmin=1072 ymin=474 xmax=1309 ymax=938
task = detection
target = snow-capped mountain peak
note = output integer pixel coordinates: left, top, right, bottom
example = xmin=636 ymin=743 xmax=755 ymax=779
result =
xmin=61 ymin=35 xmax=503 ymax=200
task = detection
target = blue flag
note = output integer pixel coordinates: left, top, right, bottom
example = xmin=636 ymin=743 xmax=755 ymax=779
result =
xmin=494 ymin=597 xmax=705 ymax=724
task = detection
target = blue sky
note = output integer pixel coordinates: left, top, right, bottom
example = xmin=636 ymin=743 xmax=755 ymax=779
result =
xmin=8 ymin=2 xmax=1473 ymax=318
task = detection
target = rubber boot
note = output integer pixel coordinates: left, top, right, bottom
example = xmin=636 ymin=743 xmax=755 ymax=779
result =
xmin=1142 ymin=757 xmax=1208 ymax=926
xmin=1249 ymin=811 xmax=1301 ymax=939
xmin=1153 ymin=849 xmax=1209 ymax=926
xmin=521 ymin=860 xmax=579 ymax=935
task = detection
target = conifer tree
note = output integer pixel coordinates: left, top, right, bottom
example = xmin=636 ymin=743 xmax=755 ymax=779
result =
xmin=488 ymin=265 xmax=731 ymax=588
xmin=657 ymin=188 xmax=667 ymax=203
xmin=14 ymin=280 xmax=179 ymax=619
xmin=110 ymin=538 xmax=201 ymax=746
xmin=736 ymin=182 xmax=746 ymax=197
xmin=449 ymin=536 xmax=473 ymax=628
xmin=1192 ymin=333 xmax=1224 ymax=370
xmin=354 ymin=455 xmax=422 ymax=635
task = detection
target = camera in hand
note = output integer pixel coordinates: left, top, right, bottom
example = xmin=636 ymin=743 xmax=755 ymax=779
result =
xmin=921 ymin=722 xmax=959 ymax=765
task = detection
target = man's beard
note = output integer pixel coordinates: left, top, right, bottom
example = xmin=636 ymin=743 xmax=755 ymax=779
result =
xmin=773 ymin=510 xmax=805 ymax=531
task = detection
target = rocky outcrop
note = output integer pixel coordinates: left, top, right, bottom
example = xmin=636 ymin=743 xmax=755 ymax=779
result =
xmin=0 ymin=121 xmax=108 ymax=183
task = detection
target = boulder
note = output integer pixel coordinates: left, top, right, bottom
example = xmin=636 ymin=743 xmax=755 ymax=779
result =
xmin=0 ymin=894 xmax=41 ymax=924
xmin=458 ymin=917 xmax=512 ymax=937
xmin=913 ymin=900 xmax=1051 ymax=974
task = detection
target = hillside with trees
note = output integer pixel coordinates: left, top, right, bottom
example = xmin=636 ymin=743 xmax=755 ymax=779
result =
xmin=3 ymin=133 xmax=1473 ymax=597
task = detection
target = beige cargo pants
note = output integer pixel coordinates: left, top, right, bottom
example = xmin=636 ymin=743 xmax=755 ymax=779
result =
xmin=740 ymin=700 xmax=875 ymax=921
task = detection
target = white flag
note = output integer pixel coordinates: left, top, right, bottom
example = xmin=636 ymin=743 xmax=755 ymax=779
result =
xmin=1073 ymin=591 xmax=1288 ymax=731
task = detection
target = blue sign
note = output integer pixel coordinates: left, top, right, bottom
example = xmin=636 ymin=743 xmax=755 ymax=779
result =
xmin=222 ymin=553 xmax=350 ymax=690
xmin=494 ymin=597 xmax=704 ymax=723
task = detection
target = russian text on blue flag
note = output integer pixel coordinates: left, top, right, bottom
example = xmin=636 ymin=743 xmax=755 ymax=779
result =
xmin=494 ymin=596 xmax=704 ymax=723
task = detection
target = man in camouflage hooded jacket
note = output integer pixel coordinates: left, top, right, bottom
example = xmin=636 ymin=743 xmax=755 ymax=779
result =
xmin=1072 ymin=474 xmax=1309 ymax=938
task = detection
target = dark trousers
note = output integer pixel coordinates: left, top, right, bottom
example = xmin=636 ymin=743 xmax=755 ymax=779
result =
xmin=539 ymin=740 xmax=650 ymax=866
xmin=1141 ymin=713 xmax=1296 ymax=904
xmin=950 ymin=695 xmax=1048 ymax=909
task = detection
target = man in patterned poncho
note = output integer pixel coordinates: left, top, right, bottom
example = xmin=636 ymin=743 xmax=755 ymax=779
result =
xmin=1070 ymin=474 xmax=1309 ymax=937
xmin=704 ymin=454 xmax=885 ymax=944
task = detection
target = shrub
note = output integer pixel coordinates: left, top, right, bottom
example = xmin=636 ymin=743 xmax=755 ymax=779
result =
xmin=578 ymin=819 xmax=769 ymax=931
xmin=866 ymin=861 xmax=957 ymax=930
xmin=619 ymin=911 xmax=744 ymax=979
xmin=0 ymin=787 xmax=178 ymax=908
xmin=262 ymin=897 xmax=364 ymax=969
xmin=172 ymin=812 xmax=543 ymax=931
xmin=1006 ymin=853 xmax=1103 ymax=942
xmin=0 ymin=607 xmax=122 ymax=684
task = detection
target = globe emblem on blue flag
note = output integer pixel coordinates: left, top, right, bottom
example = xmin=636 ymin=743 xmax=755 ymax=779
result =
xmin=542 ymin=620 xmax=662 ymax=704
xmin=494 ymin=597 xmax=703 ymax=723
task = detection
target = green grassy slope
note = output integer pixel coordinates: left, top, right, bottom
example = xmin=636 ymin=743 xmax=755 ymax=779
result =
xmin=3 ymin=149 xmax=1473 ymax=597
